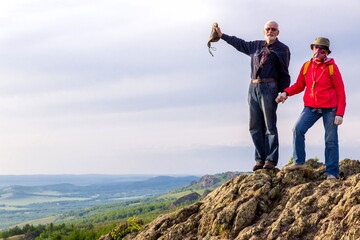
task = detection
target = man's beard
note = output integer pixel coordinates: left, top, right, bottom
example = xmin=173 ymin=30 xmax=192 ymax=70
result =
xmin=265 ymin=35 xmax=277 ymax=42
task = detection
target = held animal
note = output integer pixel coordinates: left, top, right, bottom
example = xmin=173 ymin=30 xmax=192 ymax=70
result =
xmin=207 ymin=22 xmax=220 ymax=56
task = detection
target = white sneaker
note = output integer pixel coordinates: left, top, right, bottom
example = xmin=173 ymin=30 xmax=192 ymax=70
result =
xmin=327 ymin=175 xmax=337 ymax=180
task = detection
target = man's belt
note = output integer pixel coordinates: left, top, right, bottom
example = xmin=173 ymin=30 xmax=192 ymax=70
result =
xmin=251 ymin=78 xmax=277 ymax=83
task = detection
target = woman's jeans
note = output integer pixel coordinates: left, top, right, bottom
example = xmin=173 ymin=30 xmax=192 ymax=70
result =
xmin=293 ymin=107 xmax=339 ymax=176
xmin=248 ymin=82 xmax=279 ymax=165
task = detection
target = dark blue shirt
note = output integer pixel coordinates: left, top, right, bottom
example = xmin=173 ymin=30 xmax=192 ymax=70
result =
xmin=221 ymin=34 xmax=291 ymax=92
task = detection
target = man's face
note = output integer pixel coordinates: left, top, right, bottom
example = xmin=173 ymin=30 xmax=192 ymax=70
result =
xmin=264 ymin=23 xmax=279 ymax=42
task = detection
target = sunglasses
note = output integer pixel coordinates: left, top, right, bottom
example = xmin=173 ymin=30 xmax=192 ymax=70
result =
xmin=265 ymin=27 xmax=278 ymax=32
xmin=313 ymin=45 xmax=327 ymax=50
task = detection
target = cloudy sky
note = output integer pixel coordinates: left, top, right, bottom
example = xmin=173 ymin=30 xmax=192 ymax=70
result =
xmin=0 ymin=0 xmax=359 ymax=175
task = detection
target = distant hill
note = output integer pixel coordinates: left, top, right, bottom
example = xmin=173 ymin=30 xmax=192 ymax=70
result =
xmin=51 ymin=172 xmax=244 ymax=225
xmin=0 ymin=174 xmax=157 ymax=187
xmin=0 ymin=175 xmax=199 ymax=230
xmin=184 ymin=171 xmax=247 ymax=190
xmin=0 ymin=176 xmax=199 ymax=201
xmin=169 ymin=192 xmax=201 ymax=209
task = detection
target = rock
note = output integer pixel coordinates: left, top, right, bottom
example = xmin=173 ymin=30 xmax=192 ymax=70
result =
xmin=119 ymin=159 xmax=360 ymax=240
xmin=197 ymin=175 xmax=221 ymax=188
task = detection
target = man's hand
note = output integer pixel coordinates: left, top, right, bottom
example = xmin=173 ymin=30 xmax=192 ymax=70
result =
xmin=275 ymin=92 xmax=288 ymax=103
xmin=214 ymin=26 xmax=223 ymax=38
xmin=334 ymin=116 xmax=343 ymax=125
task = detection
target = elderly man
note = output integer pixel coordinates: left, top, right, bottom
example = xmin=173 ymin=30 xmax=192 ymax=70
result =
xmin=215 ymin=20 xmax=290 ymax=171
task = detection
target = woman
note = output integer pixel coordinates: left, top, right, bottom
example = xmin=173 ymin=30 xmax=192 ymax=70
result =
xmin=277 ymin=37 xmax=346 ymax=179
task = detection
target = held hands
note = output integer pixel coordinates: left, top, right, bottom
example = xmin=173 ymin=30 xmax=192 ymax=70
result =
xmin=275 ymin=92 xmax=288 ymax=103
xmin=334 ymin=116 xmax=343 ymax=125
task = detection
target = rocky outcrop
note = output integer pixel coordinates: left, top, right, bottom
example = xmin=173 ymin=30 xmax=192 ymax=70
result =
xmin=196 ymin=175 xmax=221 ymax=189
xmin=188 ymin=172 xmax=241 ymax=190
xmin=122 ymin=159 xmax=360 ymax=240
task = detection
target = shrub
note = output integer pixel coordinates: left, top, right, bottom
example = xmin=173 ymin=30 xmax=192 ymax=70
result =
xmin=288 ymin=157 xmax=294 ymax=165
xmin=110 ymin=217 xmax=144 ymax=240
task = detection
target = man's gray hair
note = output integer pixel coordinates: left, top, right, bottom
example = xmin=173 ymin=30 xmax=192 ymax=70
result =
xmin=264 ymin=20 xmax=279 ymax=29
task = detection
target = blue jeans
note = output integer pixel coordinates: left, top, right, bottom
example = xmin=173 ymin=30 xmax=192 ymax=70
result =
xmin=293 ymin=107 xmax=339 ymax=176
xmin=248 ymin=82 xmax=279 ymax=165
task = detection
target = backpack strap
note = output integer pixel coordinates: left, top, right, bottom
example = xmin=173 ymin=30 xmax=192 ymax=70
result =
xmin=328 ymin=64 xmax=334 ymax=79
xmin=302 ymin=61 xmax=311 ymax=77
xmin=303 ymin=60 xmax=334 ymax=79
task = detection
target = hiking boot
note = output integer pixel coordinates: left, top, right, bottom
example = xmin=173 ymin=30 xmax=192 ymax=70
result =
xmin=253 ymin=162 xmax=264 ymax=171
xmin=283 ymin=164 xmax=306 ymax=171
xmin=263 ymin=162 xmax=276 ymax=170
xmin=327 ymin=175 xmax=337 ymax=180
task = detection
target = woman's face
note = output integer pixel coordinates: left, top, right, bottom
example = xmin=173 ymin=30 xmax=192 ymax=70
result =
xmin=312 ymin=45 xmax=329 ymax=54
xmin=312 ymin=45 xmax=328 ymax=61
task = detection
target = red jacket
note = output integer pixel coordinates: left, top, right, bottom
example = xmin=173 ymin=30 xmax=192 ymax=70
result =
xmin=284 ymin=58 xmax=346 ymax=116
